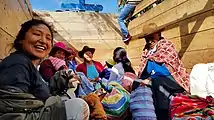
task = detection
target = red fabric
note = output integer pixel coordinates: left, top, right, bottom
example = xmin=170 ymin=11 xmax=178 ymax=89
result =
xmin=138 ymin=38 xmax=190 ymax=92
xmin=39 ymin=59 xmax=56 ymax=82
xmin=170 ymin=94 xmax=214 ymax=119
xmin=76 ymin=61 xmax=104 ymax=76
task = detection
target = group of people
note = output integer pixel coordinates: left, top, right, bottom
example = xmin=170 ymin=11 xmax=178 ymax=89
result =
xmin=0 ymin=16 xmax=213 ymax=120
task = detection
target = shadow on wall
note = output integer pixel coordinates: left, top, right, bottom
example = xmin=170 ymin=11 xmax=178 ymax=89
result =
xmin=178 ymin=0 xmax=213 ymax=58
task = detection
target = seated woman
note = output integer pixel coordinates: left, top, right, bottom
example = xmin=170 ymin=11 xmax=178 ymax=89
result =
xmin=39 ymin=41 xmax=70 ymax=83
xmin=76 ymin=46 xmax=104 ymax=82
xmin=137 ymin=23 xmax=189 ymax=120
xmin=0 ymin=19 xmax=89 ymax=120
xmin=108 ymin=47 xmax=135 ymax=85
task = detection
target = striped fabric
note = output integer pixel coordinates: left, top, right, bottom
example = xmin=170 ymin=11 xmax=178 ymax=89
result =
xmin=101 ymin=81 xmax=130 ymax=119
xmin=130 ymin=86 xmax=157 ymax=120
xmin=170 ymin=94 xmax=214 ymax=120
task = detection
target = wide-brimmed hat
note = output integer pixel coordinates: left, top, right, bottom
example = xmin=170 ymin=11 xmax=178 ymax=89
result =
xmin=139 ymin=23 xmax=165 ymax=38
xmin=78 ymin=46 xmax=95 ymax=58
xmin=49 ymin=42 xmax=71 ymax=57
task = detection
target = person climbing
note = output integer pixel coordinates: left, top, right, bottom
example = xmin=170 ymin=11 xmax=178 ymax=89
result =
xmin=118 ymin=0 xmax=142 ymax=43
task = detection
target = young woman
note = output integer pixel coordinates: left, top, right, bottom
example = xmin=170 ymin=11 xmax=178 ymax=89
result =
xmin=0 ymin=19 xmax=89 ymax=120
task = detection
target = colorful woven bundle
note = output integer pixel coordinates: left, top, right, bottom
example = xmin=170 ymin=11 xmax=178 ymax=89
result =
xmin=170 ymin=94 xmax=214 ymax=120
xmin=101 ymin=81 xmax=130 ymax=119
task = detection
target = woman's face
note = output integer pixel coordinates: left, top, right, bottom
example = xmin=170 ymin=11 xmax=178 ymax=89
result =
xmin=22 ymin=24 xmax=52 ymax=59
xmin=145 ymin=34 xmax=159 ymax=49
xmin=83 ymin=51 xmax=93 ymax=62
xmin=68 ymin=54 xmax=74 ymax=61
xmin=54 ymin=49 xmax=66 ymax=60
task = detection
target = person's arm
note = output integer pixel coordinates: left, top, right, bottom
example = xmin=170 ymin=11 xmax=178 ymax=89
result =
xmin=1 ymin=64 xmax=50 ymax=101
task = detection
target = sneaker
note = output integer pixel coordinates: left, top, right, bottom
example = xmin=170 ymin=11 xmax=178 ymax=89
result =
xmin=123 ymin=34 xmax=132 ymax=42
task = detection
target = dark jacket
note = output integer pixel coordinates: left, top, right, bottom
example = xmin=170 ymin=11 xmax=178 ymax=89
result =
xmin=99 ymin=68 xmax=112 ymax=80
xmin=0 ymin=52 xmax=50 ymax=101
xmin=76 ymin=61 xmax=104 ymax=77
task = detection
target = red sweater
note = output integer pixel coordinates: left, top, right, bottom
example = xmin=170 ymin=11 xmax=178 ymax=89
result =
xmin=76 ymin=61 xmax=104 ymax=77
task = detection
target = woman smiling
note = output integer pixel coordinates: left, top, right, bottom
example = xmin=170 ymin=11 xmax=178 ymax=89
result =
xmin=0 ymin=19 xmax=89 ymax=120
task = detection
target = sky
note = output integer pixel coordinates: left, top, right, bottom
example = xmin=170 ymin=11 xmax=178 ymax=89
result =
xmin=30 ymin=0 xmax=118 ymax=13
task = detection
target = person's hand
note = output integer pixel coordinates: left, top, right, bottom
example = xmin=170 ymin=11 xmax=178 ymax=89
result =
xmin=149 ymin=56 xmax=155 ymax=61
xmin=140 ymin=78 xmax=151 ymax=86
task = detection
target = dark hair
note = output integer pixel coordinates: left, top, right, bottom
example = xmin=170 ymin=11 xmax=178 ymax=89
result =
xmin=14 ymin=19 xmax=53 ymax=51
xmin=113 ymin=47 xmax=135 ymax=74
xmin=106 ymin=62 xmax=113 ymax=68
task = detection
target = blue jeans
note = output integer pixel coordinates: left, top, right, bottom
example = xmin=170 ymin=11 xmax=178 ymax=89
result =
xmin=118 ymin=4 xmax=136 ymax=37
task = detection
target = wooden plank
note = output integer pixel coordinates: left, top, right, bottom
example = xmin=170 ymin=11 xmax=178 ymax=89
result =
xmin=129 ymin=0 xmax=213 ymax=37
xmin=0 ymin=28 xmax=14 ymax=59
xmin=0 ymin=0 xmax=32 ymax=37
xmin=17 ymin=0 xmax=32 ymax=20
xmin=128 ymin=6 xmax=214 ymax=48
xmin=133 ymin=0 xmax=157 ymax=16
xmin=0 ymin=0 xmax=22 ymax=37
xmin=128 ymin=0 xmax=188 ymax=29
xmin=181 ymin=48 xmax=214 ymax=69
xmin=128 ymin=28 xmax=214 ymax=61
xmin=162 ymin=9 xmax=214 ymax=39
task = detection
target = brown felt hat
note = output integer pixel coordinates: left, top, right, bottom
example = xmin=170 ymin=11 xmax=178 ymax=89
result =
xmin=78 ymin=46 xmax=95 ymax=58
xmin=139 ymin=23 xmax=165 ymax=38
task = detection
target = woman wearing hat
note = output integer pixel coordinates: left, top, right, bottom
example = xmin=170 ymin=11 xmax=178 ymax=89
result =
xmin=76 ymin=46 xmax=104 ymax=82
xmin=39 ymin=41 xmax=71 ymax=83
xmin=136 ymin=23 xmax=190 ymax=120
xmin=66 ymin=48 xmax=78 ymax=72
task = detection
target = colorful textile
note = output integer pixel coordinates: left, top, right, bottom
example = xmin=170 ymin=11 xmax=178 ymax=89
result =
xmin=87 ymin=63 xmax=99 ymax=80
xmin=67 ymin=60 xmax=77 ymax=72
xmin=82 ymin=93 xmax=107 ymax=120
xmin=99 ymin=68 xmax=112 ymax=80
xmin=138 ymin=38 xmax=190 ymax=92
xmin=49 ymin=56 xmax=67 ymax=71
xmin=101 ymin=81 xmax=130 ymax=119
xmin=76 ymin=72 xmax=94 ymax=97
xmin=122 ymin=72 xmax=136 ymax=92
xmin=130 ymin=86 xmax=157 ymax=120
xmin=170 ymin=94 xmax=214 ymax=119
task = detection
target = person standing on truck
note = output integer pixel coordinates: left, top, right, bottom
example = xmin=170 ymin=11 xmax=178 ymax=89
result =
xmin=118 ymin=0 xmax=142 ymax=43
